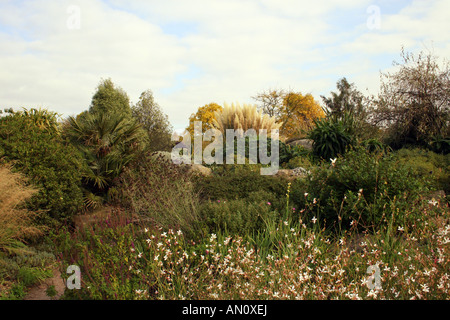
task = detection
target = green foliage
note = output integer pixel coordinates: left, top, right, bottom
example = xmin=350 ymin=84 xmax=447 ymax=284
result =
xmin=63 ymin=111 xmax=146 ymax=195
xmin=279 ymin=141 xmax=309 ymax=165
xmin=114 ymin=153 xmax=203 ymax=240
xmin=0 ymin=109 xmax=84 ymax=224
xmin=307 ymin=113 xmax=357 ymax=160
xmin=89 ymin=78 xmax=132 ymax=116
xmin=198 ymin=195 xmax=279 ymax=236
xmin=54 ymin=216 xmax=141 ymax=300
xmin=194 ymin=166 xmax=287 ymax=203
xmin=299 ymin=147 xmax=428 ymax=232
xmin=361 ymin=138 xmax=387 ymax=153
xmin=393 ymin=148 xmax=450 ymax=193
xmin=53 ymin=196 xmax=450 ymax=300
xmin=0 ymin=243 xmax=56 ymax=299
xmin=132 ymin=90 xmax=173 ymax=152
xmin=285 ymin=155 xmax=314 ymax=169
xmin=17 ymin=266 xmax=52 ymax=287
xmin=429 ymin=135 xmax=450 ymax=155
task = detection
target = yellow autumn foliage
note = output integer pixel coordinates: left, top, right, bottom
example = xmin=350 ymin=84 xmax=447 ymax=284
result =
xmin=279 ymin=92 xmax=325 ymax=140
xmin=186 ymin=103 xmax=223 ymax=136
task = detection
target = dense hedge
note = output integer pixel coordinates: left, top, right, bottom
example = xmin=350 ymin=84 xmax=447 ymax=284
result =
xmin=0 ymin=110 xmax=84 ymax=225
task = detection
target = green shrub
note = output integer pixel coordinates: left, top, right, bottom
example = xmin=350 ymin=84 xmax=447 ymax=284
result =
xmin=300 ymin=147 xmax=428 ymax=233
xmin=198 ymin=194 xmax=280 ymax=236
xmin=193 ymin=166 xmax=288 ymax=202
xmin=0 ymin=109 xmax=84 ymax=225
xmin=285 ymin=155 xmax=314 ymax=169
xmin=279 ymin=141 xmax=309 ymax=165
xmin=307 ymin=113 xmax=357 ymax=160
xmin=360 ymin=138 xmax=387 ymax=153
xmin=429 ymin=135 xmax=450 ymax=155
xmin=115 ymin=152 xmax=203 ymax=240
xmin=393 ymin=148 xmax=449 ymax=194
xmin=17 ymin=266 xmax=52 ymax=287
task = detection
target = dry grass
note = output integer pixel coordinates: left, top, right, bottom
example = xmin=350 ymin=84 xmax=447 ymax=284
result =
xmin=213 ymin=102 xmax=281 ymax=135
xmin=0 ymin=164 xmax=43 ymax=254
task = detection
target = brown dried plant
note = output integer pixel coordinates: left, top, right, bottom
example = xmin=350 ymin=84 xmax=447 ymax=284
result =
xmin=0 ymin=165 xmax=43 ymax=255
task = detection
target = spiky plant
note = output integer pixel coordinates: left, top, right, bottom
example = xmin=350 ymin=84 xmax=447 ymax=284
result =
xmin=62 ymin=111 xmax=146 ymax=194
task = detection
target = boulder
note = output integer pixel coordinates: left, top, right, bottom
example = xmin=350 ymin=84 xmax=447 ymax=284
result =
xmin=186 ymin=163 xmax=212 ymax=176
xmin=275 ymin=167 xmax=310 ymax=180
xmin=151 ymin=151 xmax=212 ymax=176
xmin=287 ymin=139 xmax=313 ymax=151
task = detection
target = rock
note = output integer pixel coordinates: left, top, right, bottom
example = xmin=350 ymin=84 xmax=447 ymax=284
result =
xmin=429 ymin=190 xmax=446 ymax=199
xmin=150 ymin=151 xmax=212 ymax=176
xmin=186 ymin=163 xmax=212 ymax=176
xmin=287 ymin=139 xmax=313 ymax=151
xmin=291 ymin=167 xmax=311 ymax=177
xmin=275 ymin=169 xmax=293 ymax=178
xmin=275 ymin=167 xmax=310 ymax=180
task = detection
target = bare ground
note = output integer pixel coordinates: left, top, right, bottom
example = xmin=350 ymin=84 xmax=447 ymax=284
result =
xmin=23 ymin=267 xmax=66 ymax=300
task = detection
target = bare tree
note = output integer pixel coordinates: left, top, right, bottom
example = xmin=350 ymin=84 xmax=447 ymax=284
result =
xmin=370 ymin=47 xmax=450 ymax=148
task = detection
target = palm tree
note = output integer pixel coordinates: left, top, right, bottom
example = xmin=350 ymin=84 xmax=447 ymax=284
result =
xmin=63 ymin=111 xmax=147 ymax=194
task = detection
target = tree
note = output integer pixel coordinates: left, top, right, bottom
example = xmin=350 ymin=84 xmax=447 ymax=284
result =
xmin=321 ymin=77 xmax=366 ymax=119
xmin=252 ymin=89 xmax=325 ymax=140
xmin=63 ymin=111 xmax=146 ymax=195
xmin=89 ymin=78 xmax=132 ymax=116
xmin=279 ymin=92 xmax=325 ymax=140
xmin=321 ymin=77 xmax=378 ymax=141
xmin=62 ymin=79 xmax=149 ymax=208
xmin=132 ymin=90 xmax=173 ymax=152
xmin=186 ymin=103 xmax=223 ymax=136
xmin=370 ymin=48 xmax=450 ymax=149
xmin=252 ymin=89 xmax=285 ymax=118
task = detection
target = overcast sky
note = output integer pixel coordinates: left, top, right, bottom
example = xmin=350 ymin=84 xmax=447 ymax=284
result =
xmin=1 ymin=0 xmax=449 ymax=131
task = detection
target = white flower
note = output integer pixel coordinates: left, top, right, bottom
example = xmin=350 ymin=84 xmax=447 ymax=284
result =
xmin=428 ymin=199 xmax=438 ymax=206
xmin=177 ymin=230 xmax=183 ymax=236
xmin=304 ymin=192 xmax=309 ymax=197
xmin=311 ymin=216 xmax=317 ymax=224
xmin=161 ymin=232 xmax=167 ymax=237
xmin=144 ymin=228 xmax=149 ymax=233
xmin=367 ymin=290 xmax=378 ymax=299
xmin=138 ymin=252 xmax=143 ymax=258
xmin=398 ymin=226 xmax=404 ymax=232
xmin=421 ymin=284 xmax=430 ymax=293
xmin=330 ymin=158 xmax=337 ymax=166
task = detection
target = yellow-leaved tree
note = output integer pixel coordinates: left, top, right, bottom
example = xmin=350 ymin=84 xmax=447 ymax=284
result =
xmin=186 ymin=103 xmax=223 ymax=136
xmin=253 ymin=89 xmax=325 ymax=140
xmin=280 ymin=92 xmax=325 ymax=140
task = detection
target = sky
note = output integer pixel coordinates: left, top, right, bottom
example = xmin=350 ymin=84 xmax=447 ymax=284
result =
xmin=0 ymin=0 xmax=449 ymax=132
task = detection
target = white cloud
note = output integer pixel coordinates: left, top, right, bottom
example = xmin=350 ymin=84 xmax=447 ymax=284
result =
xmin=0 ymin=0 xmax=448 ymax=130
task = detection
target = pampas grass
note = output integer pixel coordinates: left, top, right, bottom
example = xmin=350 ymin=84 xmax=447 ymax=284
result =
xmin=212 ymin=102 xmax=281 ymax=135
